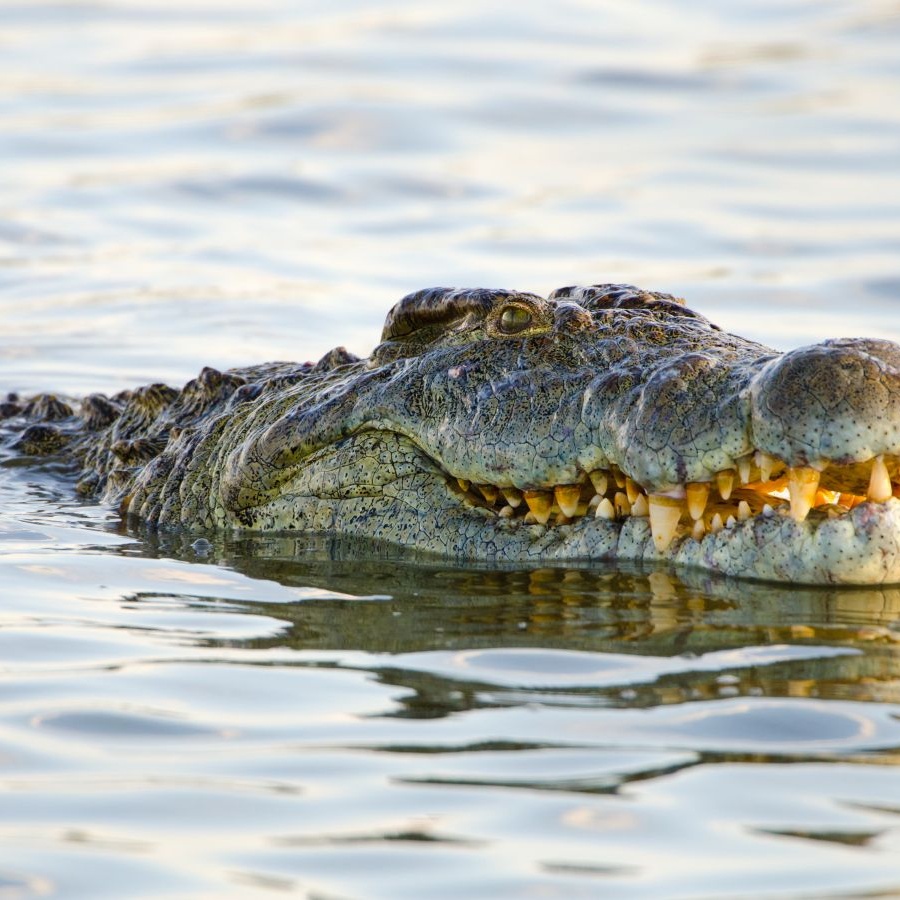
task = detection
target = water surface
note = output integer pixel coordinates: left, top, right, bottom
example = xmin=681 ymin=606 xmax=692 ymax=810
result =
xmin=1 ymin=1 xmax=899 ymax=897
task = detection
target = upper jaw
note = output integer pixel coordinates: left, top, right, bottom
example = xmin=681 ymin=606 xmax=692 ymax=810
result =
xmin=433 ymin=334 xmax=900 ymax=576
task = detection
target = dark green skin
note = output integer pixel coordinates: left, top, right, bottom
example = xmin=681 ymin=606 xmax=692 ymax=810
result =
xmin=4 ymin=284 xmax=900 ymax=584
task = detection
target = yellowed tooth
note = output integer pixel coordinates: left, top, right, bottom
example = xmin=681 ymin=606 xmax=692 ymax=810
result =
xmin=815 ymin=489 xmax=840 ymax=507
xmin=691 ymin=519 xmax=706 ymax=541
xmin=613 ymin=468 xmax=626 ymax=489
xmin=787 ymin=467 xmax=820 ymax=522
xmin=710 ymin=512 xmax=724 ymax=533
xmin=737 ymin=456 xmax=753 ymax=485
xmin=738 ymin=500 xmax=751 ymax=521
xmin=498 ymin=505 xmax=514 ymax=518
xmin=717 ymin=470 xmax=735 ymax=501
xmin=755 ymin=451 xmax=779 ymax=483
xmin=501 ymin=486 xmax=523 ymax=508
xmin=523 ymin=490 xmax=553 ymax=525
xmin=554 ymin=484 xmax=582 ymax=517
xmin=477 ymin=484 xmax=499 ymax=505
xmin=631 ymin=493 xmax=649 ymax=517
xmin=589 ymin=470 xmax=608 ymax=496
xmin=838 ymin=492 xmax=864 ymax=510
xmin=648 ymin=495 xmax=683 ymax=552
xmin=614 ymin=492 xmax=631 ymax=517
xmin=457 ymin=478 xmax=470 ymax=492
xmin=596 ymin=497 xmax=616 ymax=520
xmin=625 ymin=478 xmax=641 ymax=505
xmin=868 ymin=454 xmax=893 ymax=503
xmin=686 ymin=482 xmax=710 ymax=520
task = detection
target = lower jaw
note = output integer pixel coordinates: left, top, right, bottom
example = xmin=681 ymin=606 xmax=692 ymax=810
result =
xmin=468 ymin=497 xmax=900 ymax=585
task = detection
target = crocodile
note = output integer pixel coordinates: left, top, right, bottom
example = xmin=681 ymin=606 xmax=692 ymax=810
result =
xmin=3 ymin=283 xmax=900 ymax=585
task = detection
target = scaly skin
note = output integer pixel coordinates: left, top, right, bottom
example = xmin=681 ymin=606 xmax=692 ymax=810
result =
xmin=3 ymin=284 xmax=900 ymax=584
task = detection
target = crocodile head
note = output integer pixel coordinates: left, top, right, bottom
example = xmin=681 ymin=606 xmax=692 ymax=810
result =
xmin=127 ymin=284 xmax=900 ymax=584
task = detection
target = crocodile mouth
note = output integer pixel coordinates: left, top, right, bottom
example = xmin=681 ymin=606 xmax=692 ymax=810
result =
xmin=449 ymin=450 xmax=900 ymax=553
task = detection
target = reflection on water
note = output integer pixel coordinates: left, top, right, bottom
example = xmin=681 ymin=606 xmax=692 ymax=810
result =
xmin=0 ymin=478 xmax=898 ymax=897
xmin=1 ymin=0 xmax=900 ymax=896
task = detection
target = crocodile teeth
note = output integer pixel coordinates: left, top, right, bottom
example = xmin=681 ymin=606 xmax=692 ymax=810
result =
xmin=686 ymin=482 xmax=710 ymax=520
xmin=787 ymin=466 xmax=820 ymax=522
xmin=595 ymin=497 xmax=616 ymax=520
xmin=477 ymin=484 xmax=499 ymax=505
xmin=648 ymin=495 xmax=683 ymax=552
xmin=868 ymin=454 xmax=893 ymax=503
xmin=691 ymin=519 xmax=706 ymax=541
xmin=554 ymin=484 xmax=581 ymax=517
xmin=457 ymin=478 xmax=470 ymax=492
xmin=755 ymin=451 xmax=778 ymax=483
xmin=589 ymin=470 xmax=608 ymax=496
xmin=710 ymin=512 xmax=724 ymax=533
xmin=501 ymin=486 xmax=523 ymax=508
xmin=498 ymin=505 xmax=514 ymax=518
xmin=738 ymin=500 xmax=751 ymax=521
xmin=625 ymin=478 xmax=641 ymax=505
xmin=614 ymin=491 xmax=631 ymax=517
xmin=737 ymin=456 xmax=753 ymax=485
xmin=631 ymin=493 xmax=649 ymax=517
xmin=523 ymin=490 xmax=553 ymax=525
xmin=717 ymin=470 xmax=735 ymax=501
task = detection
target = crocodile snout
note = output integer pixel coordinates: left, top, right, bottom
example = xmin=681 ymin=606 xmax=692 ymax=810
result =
xmin=750 ymin=338 xmax=900 ymax=467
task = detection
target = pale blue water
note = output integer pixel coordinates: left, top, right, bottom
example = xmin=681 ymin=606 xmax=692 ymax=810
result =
xmin=1 ymin=1 xmax=899 ymax=897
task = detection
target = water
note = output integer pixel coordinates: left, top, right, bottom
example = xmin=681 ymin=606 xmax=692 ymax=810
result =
xmin=1 ymin=1 xmax=900 ymax=897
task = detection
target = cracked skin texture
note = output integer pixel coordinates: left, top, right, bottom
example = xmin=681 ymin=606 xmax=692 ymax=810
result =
xmin=4 ymin=283 xmax=900 ymax=585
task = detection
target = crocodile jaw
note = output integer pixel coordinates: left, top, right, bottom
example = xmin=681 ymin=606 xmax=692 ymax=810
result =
xmin=234 ymin=430 xmax=900 ymax=585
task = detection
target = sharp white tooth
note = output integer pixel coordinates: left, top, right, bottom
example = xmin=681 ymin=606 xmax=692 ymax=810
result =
xmin=737 ymin=456 xmax=753 ymax=485
xmin=868 ymin=454 xmax=893 ymax=503
xmin=755 ymin=451 xmax=779 ymax=483
xmin=614 ymin=492 xmax=631 ymax=517
xmin=710 ymin=512 xmax=724 ymax=533
xmin=498 ymin=505 xmax=514 ymax=518
xmin=762 ymin=503 xmax=775 ymax=517
xmin=726 ymin=515 xmax=737 ymax=529
xmin=787 ymin=467 xmax=820 ymax=522
xmin=589 ymin=470 xmax=608 ymax=496
xmin=625 ymin=478 xmax=641 ymax=505
xmin=596 ymin=497 xmax=616 ymax=520
xmin=588 ymin=494 xmax=602 ymax=509
xmin=631 ymin=493 xmax=649 ymax=517
xmin=523 ymin=490 xmax=553 ymax=525
xmin=648 ymin=495 xmax=683 ymax=552
xmin=691 ymin=519 xmax=706 ymax=541
xmin=554 ymin=484 xmax=582 ymax=517
xmin=686 ymin=482 xmax=710 ymax=520
xmin=501 ymin=486 xmax=523 ymax=508
xmin=738 ymin=500 xmax=751 ymax=521
xmin=717 ymin=470 xmax=735 ymax=500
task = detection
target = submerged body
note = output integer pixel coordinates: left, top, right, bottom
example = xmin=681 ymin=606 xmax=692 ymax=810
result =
xmin=4 ymin=284 xmax=900 ymax=584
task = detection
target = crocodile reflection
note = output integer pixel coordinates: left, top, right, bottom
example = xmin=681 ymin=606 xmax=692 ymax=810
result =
xmin=119 ymin=532 xmax=900 ymax=716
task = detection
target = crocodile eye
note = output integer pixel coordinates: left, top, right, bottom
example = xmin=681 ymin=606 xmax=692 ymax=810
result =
xmin=498 ymin=305 xmax=533 ymax=334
